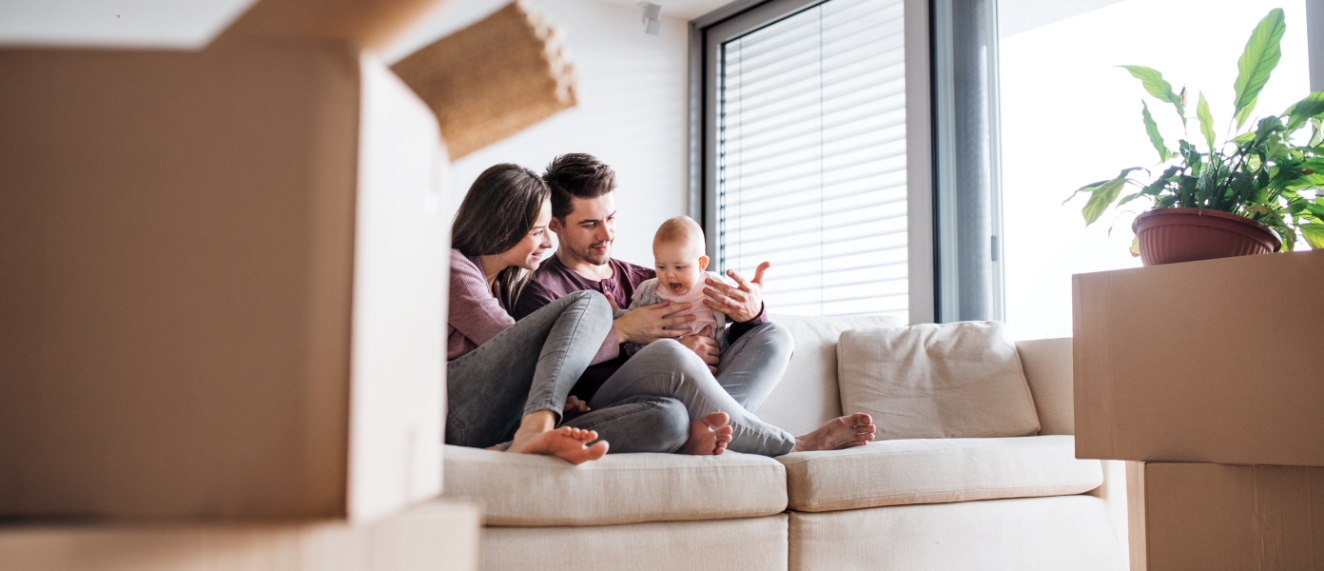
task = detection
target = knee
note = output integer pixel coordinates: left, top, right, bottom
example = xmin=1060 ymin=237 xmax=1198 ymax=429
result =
xmin=766 ymin=322 xmax=796 ymax=352
xmin=643 ymin=338 xmax=687 ymax=360
xmin=642 ymin=339 xmax=708 ymax=376
xmin=755 ymin=322 xmax=796 ymax=357
xmin=566 ymin=289 xmax=611 ymax=318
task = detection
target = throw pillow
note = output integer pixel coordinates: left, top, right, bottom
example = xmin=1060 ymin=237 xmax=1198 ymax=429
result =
xmin=837 ymin=321 xmax=1041 ymax=440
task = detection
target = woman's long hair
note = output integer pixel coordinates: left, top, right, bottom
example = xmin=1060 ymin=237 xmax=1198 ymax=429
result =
xmin=452 ymin=164 xmax=551 ymax=308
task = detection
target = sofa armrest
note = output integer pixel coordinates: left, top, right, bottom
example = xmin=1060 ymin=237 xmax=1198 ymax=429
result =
xmin=1015 ymin=337 xmax=1073 ymax=435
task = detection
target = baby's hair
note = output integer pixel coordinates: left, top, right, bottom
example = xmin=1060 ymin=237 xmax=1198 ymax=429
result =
xmin=654 ymin=216 xmax=705 ymax=248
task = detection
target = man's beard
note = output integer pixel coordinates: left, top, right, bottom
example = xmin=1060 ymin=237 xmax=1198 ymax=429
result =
xmin=577 ymin=241 xmax=611 ymax=266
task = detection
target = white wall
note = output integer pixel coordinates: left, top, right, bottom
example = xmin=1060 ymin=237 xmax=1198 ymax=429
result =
xmin=387 ymin=0 xmax=691 ymax=267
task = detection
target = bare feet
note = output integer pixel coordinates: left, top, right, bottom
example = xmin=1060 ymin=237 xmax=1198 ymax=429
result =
xmin=511 ymin=427 xmax=609 ymax=464
xmin=792 ymin=413 xmax=876 ymax=452
xmin=678 ymin=412 xmax=733 ymax=455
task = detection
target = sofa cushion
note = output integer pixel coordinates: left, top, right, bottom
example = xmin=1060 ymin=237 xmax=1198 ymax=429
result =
xmin=441 ymin=445 xmax=787 ymax=526
xmin=838 ymin=321 xmax=1041 ymax=440
xmin=758 ymin=313 xmax=900 ymax=437
xmin=777 ymin=435 xmax=1102 ymax=511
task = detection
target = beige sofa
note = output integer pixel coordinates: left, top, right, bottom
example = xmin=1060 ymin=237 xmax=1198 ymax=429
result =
xmin=442 ymin=314 xmax=1128 ymax=571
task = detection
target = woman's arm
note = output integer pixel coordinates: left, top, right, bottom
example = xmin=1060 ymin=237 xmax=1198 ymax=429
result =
xmin=449 ymin=252 xmax=516 ymax=348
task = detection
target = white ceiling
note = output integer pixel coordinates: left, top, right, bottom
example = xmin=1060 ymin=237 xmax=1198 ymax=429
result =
xmin=0 ymin=0 xmax=743 ymax=51
xmin=590 ymin=0 xmax=740 ymax=21
xmin=0 ymin=0 xmax=256 ymax=49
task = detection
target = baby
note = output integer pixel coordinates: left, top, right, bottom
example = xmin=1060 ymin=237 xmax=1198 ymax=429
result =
xmin=624 ymin=216 xmax=729 ymax=350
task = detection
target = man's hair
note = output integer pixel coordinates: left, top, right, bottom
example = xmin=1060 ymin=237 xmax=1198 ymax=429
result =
xmin=543 ymin=153 xmax=617 ymax=219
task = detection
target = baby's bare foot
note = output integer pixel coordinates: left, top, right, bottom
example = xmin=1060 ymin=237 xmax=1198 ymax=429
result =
xmin=792 ymin=413 xmax=875 ymax=452
xmin=679 ymin=412 xmax=732 ymax=455
xmin=515 ymin=427 xmax=609 ymax=464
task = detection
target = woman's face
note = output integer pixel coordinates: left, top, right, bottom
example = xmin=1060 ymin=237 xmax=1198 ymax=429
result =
xmin=499 ymin=199 xmax=554 ymax=271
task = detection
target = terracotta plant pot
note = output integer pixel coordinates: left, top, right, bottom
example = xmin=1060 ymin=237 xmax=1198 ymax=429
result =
xmin=1131 ymin=208 xmax=1281 ymax=266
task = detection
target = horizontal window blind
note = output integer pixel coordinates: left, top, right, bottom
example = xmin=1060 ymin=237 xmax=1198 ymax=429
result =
xmin=718 ymin=0 xmax=907 ymax=319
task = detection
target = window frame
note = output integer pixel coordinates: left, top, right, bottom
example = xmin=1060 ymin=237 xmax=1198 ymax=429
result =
xmin=689 ymin=0 xmax=934 ymax=323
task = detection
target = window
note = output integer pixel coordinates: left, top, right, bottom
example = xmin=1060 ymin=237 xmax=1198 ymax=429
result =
xmin=701 ymin=0 xmax=915 ymax=322
xmin=997 ymin=0 xmax=1312 ymax=339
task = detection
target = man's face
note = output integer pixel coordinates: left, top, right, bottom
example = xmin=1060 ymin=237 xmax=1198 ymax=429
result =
xmin=552 ymin=193 xmax=617 ymax=266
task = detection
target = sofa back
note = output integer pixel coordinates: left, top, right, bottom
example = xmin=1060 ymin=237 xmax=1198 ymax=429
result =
xmin=758 ymin=314 xmax=900 ymax=436
xmin=760 ymin=314 xmax=1075 ymax=438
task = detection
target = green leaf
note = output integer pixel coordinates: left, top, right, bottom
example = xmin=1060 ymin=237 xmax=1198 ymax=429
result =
xmin=1285 ymin=91 xmax=1324 ymax=132
xmin=1070 ymin=168 xmax=1143 ymax=226
xmin=1141 ymin=101 xmax=1171 ymax=163
xmin=1301 ymin=224 xmax=1324 ymax=249
xmin=1081 ymin=177 xmax=1129 ymax=225
xmin=1129 ymin=236 xmax=1141 ymax=257
xmin=1064 ymin=179 xmax=1114 ymax=205
xmin=1196 ymin=168 xmax=1217 ymax=207
xmin=1232 ymin=8 xmax=1286 ymax=129
xmin=1306 ymin=200 xmax=1324 ymax=219
xmin=1197 ymin=92 xmax=1217 ymax=153
xmin=1121 ymin=65 xmax=1185 ymax=124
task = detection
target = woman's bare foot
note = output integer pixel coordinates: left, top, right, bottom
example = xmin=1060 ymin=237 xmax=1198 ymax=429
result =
xmin=512 ymin=426 xmax=609 ymax=464
xmin=679 ymin=412 xmax=732 ymax=455
xmin=792 ymin=413 xmax=875 ymax=452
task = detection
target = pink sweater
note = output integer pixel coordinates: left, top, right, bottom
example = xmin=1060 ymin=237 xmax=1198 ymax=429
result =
xmin=447 ymin=249 xmax=620 ymax=363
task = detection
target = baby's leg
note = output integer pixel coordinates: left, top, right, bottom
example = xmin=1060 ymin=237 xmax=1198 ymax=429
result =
xmin=589 ymin=340 xmax=795 ymax=457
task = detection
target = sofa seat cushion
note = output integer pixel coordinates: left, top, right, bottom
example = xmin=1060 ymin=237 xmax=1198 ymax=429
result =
xmin=442 ymin=445 xmax=787 ymax=526
xmin=777 ymin=435 xmax=1101 ymax=512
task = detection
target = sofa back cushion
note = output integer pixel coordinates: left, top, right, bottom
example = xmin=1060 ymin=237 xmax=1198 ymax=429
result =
xmin=837 ymin=321 xmax=1041 ymax=440
xmin=758 ymin=313 xmax=900 ymax=436
xmin=1015 ymin=337 xmax=1074 ymax=435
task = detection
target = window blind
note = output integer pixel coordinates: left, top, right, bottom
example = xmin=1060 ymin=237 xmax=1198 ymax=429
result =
xmin=717 ymin=0 xmax=907 ymax=320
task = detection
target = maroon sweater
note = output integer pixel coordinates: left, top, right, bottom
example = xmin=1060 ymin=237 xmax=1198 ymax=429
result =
xmin=447 ymin=249 xmax=618 ymax=364
xmin=512 ymin=253 xmax=766 ymax=399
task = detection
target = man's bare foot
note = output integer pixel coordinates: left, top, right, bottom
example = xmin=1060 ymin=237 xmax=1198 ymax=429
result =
xmin=512 ymin=427 xmax=609 ymax=464
xmin=792 ymin=413 xmax=875 ymax=452
xmin=679 ymin=412 xmax=732 ymax=455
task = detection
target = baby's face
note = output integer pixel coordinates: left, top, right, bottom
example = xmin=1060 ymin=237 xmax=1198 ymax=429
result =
xmin=653 ymin=240 xmax=708 ymax=296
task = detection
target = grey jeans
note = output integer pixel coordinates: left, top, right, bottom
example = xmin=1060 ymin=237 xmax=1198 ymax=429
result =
xmin=445 ymin=290 xmax=687 ymax=453
xmin=588 ymin=322 xmax=797 ymax=457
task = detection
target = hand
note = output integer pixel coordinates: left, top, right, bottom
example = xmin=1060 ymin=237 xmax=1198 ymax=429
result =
xmin=563 ymin=395 xmax=590 ymax=415
xmin=604 ymin=292 xmax=620 ymax=313
xmin=704 ymin=261 xmax=770 ymax=323
xmin=677 ymin=326 xmax=719 ymax=374
xmin=613 ymin=301 xmax=696 ymax=344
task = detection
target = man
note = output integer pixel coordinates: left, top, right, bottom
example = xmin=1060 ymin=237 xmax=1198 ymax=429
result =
xmin=513 ymin=153 xmax=876 ymax=455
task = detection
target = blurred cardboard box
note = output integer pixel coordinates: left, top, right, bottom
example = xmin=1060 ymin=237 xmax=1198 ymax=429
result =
xmin=1127 ymin=462 xmax=1324 ymax=571
xmin=0 ymin=500 xmax=480 ymax=571
xmin=1072 ymin=250 xmax=1324 ymax=466
xmin=0 ymin=0 xmax=447 ymax=521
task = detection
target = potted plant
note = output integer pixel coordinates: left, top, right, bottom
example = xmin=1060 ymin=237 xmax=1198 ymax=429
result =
xmin=1067 ymin=8 xmax=1324 ymax=266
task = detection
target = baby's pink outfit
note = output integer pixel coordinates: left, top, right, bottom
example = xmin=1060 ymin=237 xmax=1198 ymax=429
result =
xmin=653 ymin=279 xmax=720 ymax=338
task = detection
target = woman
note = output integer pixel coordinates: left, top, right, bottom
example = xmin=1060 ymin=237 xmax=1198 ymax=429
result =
xmin=446 ymin=164 xmax=616 ymax=464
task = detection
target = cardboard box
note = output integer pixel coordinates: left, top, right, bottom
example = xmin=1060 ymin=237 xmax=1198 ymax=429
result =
xmin=0 ymin=500 xmax=481 ymax=571
xmin=1127 ymin=462 xmax=1324 ymax=571
xmin=0 ymin=0 xmax=447 ymax=521
xmin=1073 ymin=250 xmax=1324 ymax=466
